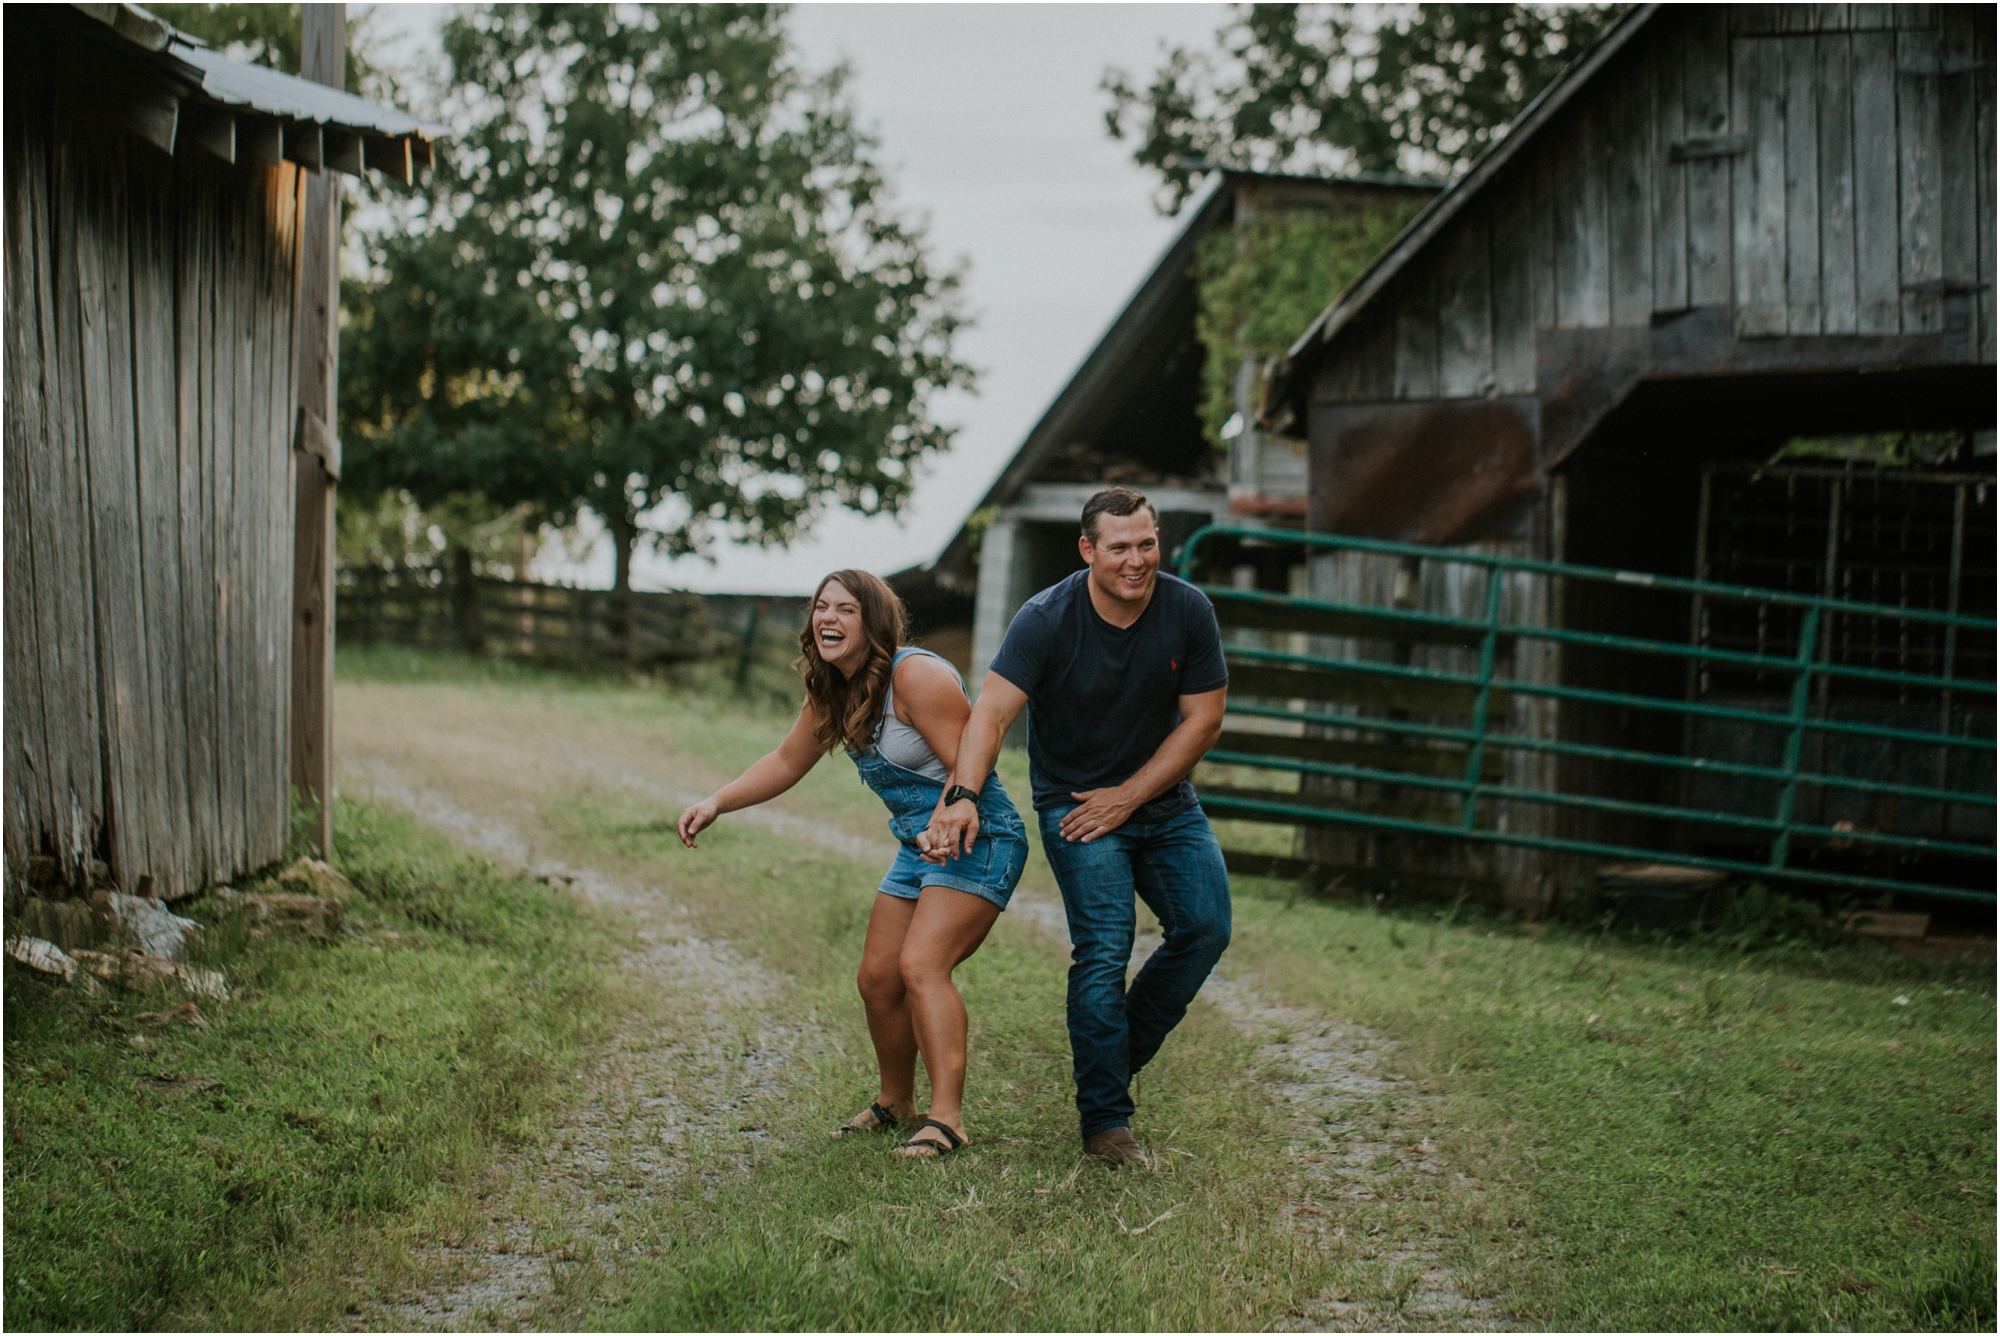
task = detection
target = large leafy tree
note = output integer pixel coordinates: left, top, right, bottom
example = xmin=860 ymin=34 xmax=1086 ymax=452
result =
xmin=1104 ymin=3 xmax=1622 ymax=213
xmin=341 ymin=4 xmax=970 ymax=602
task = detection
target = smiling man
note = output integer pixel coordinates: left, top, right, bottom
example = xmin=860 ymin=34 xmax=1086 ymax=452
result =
xmin=923 ymin=486 xmax=1230 ymax=1164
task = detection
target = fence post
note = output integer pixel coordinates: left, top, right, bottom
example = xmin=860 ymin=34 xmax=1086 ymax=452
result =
xmin=288 ymin=3 xmax=344 ymax=859
xmin=1460 ymin=566 xmax=1506 ymax=831
xmin=735 ymin=597 xmax=767 ymax=690
xmin=1767 ymin=603 xmax=1823 ymax=870
xmin=450 ymin=548 xmax=480 ymax=654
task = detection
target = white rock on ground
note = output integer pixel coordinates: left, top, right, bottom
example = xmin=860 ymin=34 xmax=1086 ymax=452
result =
xmin=93 ymin=890 xmax=204 ymax=959
xmin=7 ymin=934 xmax=79 ymax=980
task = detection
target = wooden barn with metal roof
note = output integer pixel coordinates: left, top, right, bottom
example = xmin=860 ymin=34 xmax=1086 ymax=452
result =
xmin=1181 ymin=2 xmax=1994 ymax=918
xmin=4 ymin=3 xmax=437 ymax=900
xmin=1265 ymin=1 xmax=1993 ymax=548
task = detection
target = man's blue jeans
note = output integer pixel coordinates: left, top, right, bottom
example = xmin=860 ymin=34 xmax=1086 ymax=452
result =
xmin=1038 ymin=801 xmax=1232 ymax=1139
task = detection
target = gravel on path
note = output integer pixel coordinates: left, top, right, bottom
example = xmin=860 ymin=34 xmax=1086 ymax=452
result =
xmin=350 ymin=767 xmax=819 ymax=1332
xmin=1008 ymin=892 xmax=1507 ymax=1332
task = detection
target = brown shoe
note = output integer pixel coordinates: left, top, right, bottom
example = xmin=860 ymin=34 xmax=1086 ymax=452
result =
xmin=1083 ymin=1126 xmax=1148 ymax=1166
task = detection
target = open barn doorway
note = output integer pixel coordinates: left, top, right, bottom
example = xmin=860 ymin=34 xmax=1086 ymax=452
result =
xmin=1552 ymin=372 xmax=1996 ymax=922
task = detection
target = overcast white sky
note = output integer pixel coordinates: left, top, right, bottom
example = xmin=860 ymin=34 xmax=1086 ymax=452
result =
xmin=357 ymin=1 xmax=1229 ymax=593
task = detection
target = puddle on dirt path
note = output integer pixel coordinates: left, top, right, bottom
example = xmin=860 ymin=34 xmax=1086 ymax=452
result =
xmin=1009 ymin=892 xmax=1508 ymax=1333
xmin=350 ymin=770 xmax=821 ymax=1332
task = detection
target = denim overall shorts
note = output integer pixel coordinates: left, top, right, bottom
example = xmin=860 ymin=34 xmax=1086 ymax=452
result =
xmin=847 ymin=651 xmax=1028 ymax=912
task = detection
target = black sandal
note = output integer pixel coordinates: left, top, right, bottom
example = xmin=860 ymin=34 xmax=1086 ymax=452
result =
xmin=895 ymin=1118 xmax=967 ymax=1157
xmin=832 ymin=1101 xmax=902 ymax=1138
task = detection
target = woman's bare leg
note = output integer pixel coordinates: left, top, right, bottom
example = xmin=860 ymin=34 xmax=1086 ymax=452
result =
xmin=846 ymin=893 xmax=921 ymax=1128
xmin=896 ymin=887 xmax=1001 ymax=1151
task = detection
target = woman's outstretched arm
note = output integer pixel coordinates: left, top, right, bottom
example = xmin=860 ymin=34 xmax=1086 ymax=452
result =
xmin=677 ymin=706 xmax=826 ymax=847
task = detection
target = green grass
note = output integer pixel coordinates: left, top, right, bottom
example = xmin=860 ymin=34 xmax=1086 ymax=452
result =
xmin=342 ymin=650 xmax=1994 ymax=1331
xmin=2 ymin=803 xmax=618 ymax=1332
xmin=336 ymin=643 xmax=576 ymax=688
xmin=1226 ymin=881 xmax=1997 ymax=1331
xmin=541 ymin=783 xmax=1367 ymax=1331
xmin=489 ymin=656 xmax=1993 ymax=1332
xmin=337 ymin=622 xmax=811 ymax=713
xmin=23 ymin=648 xmax=1982 ymax=1331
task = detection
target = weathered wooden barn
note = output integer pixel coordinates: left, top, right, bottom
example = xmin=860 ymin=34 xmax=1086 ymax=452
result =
xmin=4 ymin=4 xmax=434 ymax=899
xmin=901 ymin=168 xmax=1438 ymax=685
xmin=1193 ymin=2 xmax=1995 ymax=914
xmin=1269 ymin=1 xmax=1993 ymax=544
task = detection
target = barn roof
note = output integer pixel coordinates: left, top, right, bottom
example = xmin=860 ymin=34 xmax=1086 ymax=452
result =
xmin=1264 ymin=3 xmax=1662 ymax=421
xmin=64 ymin=2 xmax=441 ymax=182
xmin=921 ymin=165 xmax=1439 ymax=583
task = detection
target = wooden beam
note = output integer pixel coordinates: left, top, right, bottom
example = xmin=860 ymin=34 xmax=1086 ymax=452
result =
xmin=239 ymin=117 xmax=283 ymax=166
xmin=362 ymin=134 xmax=412 ymax=186
xmin=282 ymin=121 xmax=323 ymax=171
xmin=323 ymin=127 xmax=364 ymax=176
xmin=119 ymin=83 xmax=178 ymax=155
xmin=291 ymin=4 xmax=344 ymax=857
xmin=180 ymin=105 xmax=235 ymax=163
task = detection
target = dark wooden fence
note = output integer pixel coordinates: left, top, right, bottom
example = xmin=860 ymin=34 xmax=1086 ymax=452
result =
xmin=338 ymin=568 xmax=714 ymax=665
xmin=5 ymin=48 xmax=304 ymax=899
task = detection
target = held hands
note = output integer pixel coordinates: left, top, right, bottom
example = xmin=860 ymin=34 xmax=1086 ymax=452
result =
xmin=676 ymin=797 xmax=720 ymax=848
xmin=1058 ymin=785 xmax=1141 ymax=844
xmin=920 ymin=797 xmax=981 ymax=864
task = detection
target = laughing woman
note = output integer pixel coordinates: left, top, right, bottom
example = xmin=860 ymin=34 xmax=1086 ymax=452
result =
xmin=677 ymin=570 xmax=1027 ymax=1158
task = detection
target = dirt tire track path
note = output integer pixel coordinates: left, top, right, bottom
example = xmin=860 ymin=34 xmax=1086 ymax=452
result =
xmin=336 ymin=686 xmax=881 ymax=1330
xmin=337 ymin=681 xmax=1501 ymax=1331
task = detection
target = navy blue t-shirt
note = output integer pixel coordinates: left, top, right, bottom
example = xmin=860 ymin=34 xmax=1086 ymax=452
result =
xmin=987 ymin=570 xmax=1229 ymax=823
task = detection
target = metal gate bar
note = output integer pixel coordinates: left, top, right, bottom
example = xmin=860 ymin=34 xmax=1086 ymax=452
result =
xmin=1180 ymin=525 xmax=1996 ymax=905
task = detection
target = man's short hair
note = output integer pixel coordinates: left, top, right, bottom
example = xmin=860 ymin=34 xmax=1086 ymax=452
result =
xmin=1081 ymin=486 xmax=1158 ymax=543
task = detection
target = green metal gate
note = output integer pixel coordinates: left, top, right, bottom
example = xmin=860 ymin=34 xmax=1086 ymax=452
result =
xmin=1179 ymin=525 xmax=1996 ymax=905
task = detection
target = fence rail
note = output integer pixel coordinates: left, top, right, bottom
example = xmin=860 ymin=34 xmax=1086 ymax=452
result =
xmin=1180 ymin=525 xmax=1996 ymax=905
xmin=338 ymin=569 xmax=712 ymax=665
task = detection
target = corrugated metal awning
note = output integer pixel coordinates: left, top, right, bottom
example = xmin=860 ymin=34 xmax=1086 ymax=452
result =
xmin=66 ymin=2 xmax=442 ymax=183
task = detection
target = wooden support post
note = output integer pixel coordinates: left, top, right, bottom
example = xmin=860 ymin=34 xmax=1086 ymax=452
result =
xmin=291 ymin=4 xmax=344 ymax=856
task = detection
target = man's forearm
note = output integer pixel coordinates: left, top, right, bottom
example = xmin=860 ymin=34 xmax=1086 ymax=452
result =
xmin=950 ymin=705 xmax=1007 ymax=794
xmin=1114 ymin=714 xmax=1222 ymax=808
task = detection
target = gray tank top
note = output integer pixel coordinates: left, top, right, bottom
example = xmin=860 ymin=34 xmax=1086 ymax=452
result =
xmin=875 ymin=647 xmax=957 ymax=782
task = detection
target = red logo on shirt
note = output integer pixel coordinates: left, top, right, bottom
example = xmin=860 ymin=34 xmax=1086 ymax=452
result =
xmin=1170 ymin=657 xmax=1179 ymax=672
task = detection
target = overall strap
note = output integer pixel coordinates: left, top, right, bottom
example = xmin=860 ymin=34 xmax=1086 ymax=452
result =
xmin=872 ymin=646 xmax=931 ymax=745
xmin=887 ymin=645 xmax=967 ymax=697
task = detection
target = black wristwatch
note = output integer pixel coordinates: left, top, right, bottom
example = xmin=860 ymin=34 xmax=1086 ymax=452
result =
xmin=942 ymin=784 xmax=979 ymax=807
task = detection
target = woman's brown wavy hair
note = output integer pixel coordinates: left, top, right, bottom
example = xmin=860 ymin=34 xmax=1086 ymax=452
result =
xmin=796 ymin=570 xmax=908 ymax=755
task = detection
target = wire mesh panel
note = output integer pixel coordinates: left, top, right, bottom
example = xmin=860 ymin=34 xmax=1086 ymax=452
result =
xmin=1694 ymin=464 xmax=1996 ymax=699
xmin=1689 ymin=466 xmax=1996 ymax=850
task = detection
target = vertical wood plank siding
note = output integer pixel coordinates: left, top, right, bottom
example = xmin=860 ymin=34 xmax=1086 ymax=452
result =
xmin=1816 ymin=31 xmax=1859 ymax=333
xmin=4 ymin=68 xmax=302 ymax=898
xmin=1973 ymin=9 xmax=1997 ymax=364
xmin=1308 ymin=3 xmax=1993 ymax=414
